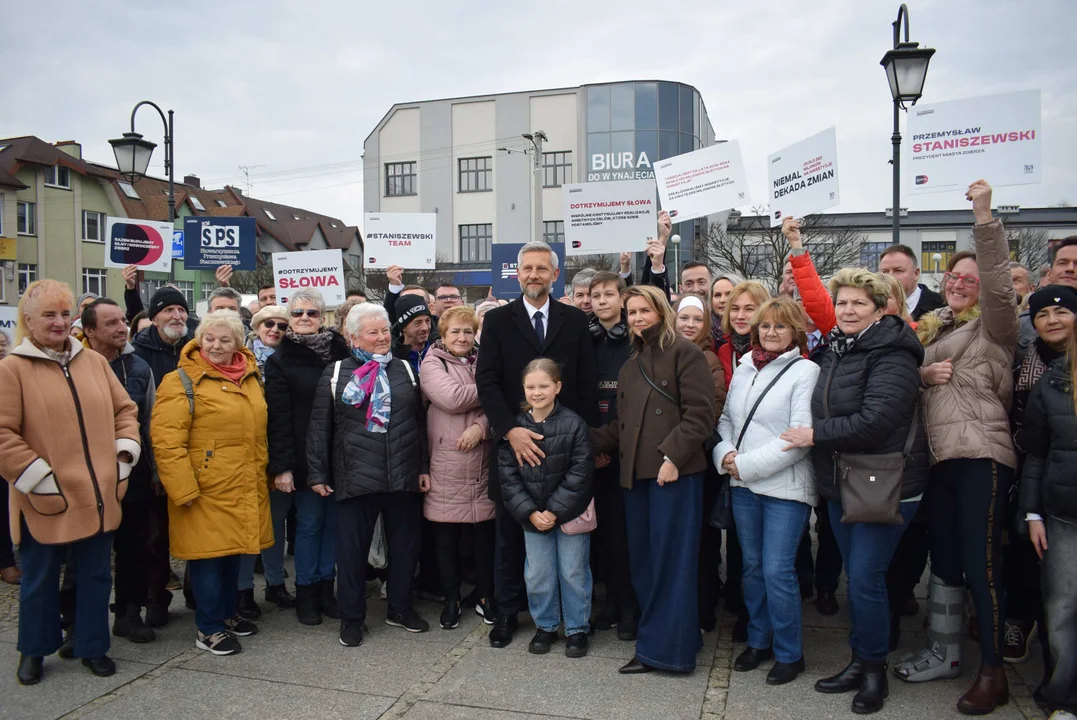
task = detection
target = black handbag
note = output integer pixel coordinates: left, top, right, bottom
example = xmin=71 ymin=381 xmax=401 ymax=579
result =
xmin=707 ymin=358 xmax=803 ymax=529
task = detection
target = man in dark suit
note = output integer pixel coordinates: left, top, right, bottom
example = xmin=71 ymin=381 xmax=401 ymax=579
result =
xmin=476 ymin=241 xmax=598 ymax=649
xmin=879 ymin=244 xmax=945 ymax=321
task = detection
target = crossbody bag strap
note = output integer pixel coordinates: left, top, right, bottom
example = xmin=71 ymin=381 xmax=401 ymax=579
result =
xmin=329 ymin=360 xmax=343 ymax=398
xmin=901 ymin=404 xmax=920 ymax=458
xmin=734 ymin=358 xmax=802 ymax=450
xmin=636 ymin=354 xmax=676 ymax=404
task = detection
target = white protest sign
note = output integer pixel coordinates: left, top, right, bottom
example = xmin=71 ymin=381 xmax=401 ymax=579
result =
xmin=103 ymin=217 xmax=174 ymax=272
xmin=906 ymin=89 xmax=1041 ymax=195
xmin=0 ymin=306 xmax=17 ymax=356
xmin=562 ymin=179 xmax=657 ymax=256
xmin=273 ymin=249 xmax=346 ymax=307
xmin=653 ymin=141 xmax=750 ymax=222
xmin=767 ymin=127 xmax=840 ymax=227
xmin=363 ymin=213 xmax=436 ymax=269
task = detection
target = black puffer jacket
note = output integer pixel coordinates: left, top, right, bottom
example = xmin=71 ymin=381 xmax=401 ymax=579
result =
xmin=265 ymin=331 xmax=351 ymax=491
xmin=498 ymin=403 xmax=593 ymax=531
xmin=306 ymin=356 xmax=429 ymax=500
xmin=810 ymin=315 xmax=928 ymax=503
xmin=1019 ymin=358 xmax=1077 ymax=522
xmin=132 ymin=325 xmax=193 ymax=390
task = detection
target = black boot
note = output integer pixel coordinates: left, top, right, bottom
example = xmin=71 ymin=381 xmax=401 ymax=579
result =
xmin=57 ymin=627 xmax=76 ymax=659
xmin=616 ymin=604 xmax=639 ymax=642
xmin=852 ymin=660 xmax=889 ymax=714
xmin=319 ymin=579 xmax=340 ymax=620
xmin=593 ymin=603 xmax=619 ymax=631
xmin=236 ymin=589 xmax=262 ymax=619
xmin=17 ymin=655 xmax=43 ymax=685
xmin=815 ymin=652 xmax=864 ymax=694
xmin=265 ymin=584 xmax=296 ymax=609
xmin=295 ymin=584 xmax=322 ymax=626
xmin=112 ymin=606 xmax=156 ymax=643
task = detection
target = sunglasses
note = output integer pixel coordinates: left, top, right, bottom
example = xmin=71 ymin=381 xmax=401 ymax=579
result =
xmin=262 ymin=320 xmax=288 ymax=331
xmin=290 ymin=309 xmax=322 ymax=319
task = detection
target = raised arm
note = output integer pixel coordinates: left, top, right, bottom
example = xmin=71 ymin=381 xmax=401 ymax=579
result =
xmin=784 ymin=217 xmax=836 ymax=335
xmin=968 ymin=181 xmax=1018 ymax=347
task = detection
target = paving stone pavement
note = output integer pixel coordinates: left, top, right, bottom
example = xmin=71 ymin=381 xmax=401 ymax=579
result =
xmin=0 ymin=554 xmax=1049 ymax=720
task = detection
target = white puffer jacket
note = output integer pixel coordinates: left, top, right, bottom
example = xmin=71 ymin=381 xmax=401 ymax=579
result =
xmin=714 ymin=348 xmax=819 ymax=506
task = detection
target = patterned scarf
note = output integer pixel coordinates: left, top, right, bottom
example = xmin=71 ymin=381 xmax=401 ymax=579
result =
xmin=731 ymin=331 xmax=751 ymax=356
xmin=250 ymin=338 xmax=275 ymax=373
xmin=711 ymin=313 xmax=724 ymax=349
xmin=1016 ymin=339 xmax=1064 ymax=393
xmin=286 ymin=327 xmax=336 ymax=364
xmin=432 ymin=340 xmax=477 ymax=365
xmin=341 ymin=347 xmax=392 ymax=433
xmin=827 ymin=321 xmax=880 ymax=357
xmin=751 ymin=342 xmax=797 ymax=371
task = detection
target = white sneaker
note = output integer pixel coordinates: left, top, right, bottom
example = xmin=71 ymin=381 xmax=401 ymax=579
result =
xmin=380 ymin=580 xmax=387 ymax=599
xmin=1048 ymin=711 xmax=1077 ymax=720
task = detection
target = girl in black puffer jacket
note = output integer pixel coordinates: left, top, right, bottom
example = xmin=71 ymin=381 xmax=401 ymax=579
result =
xmin=498 ymin=358 xmax=594 ymax=659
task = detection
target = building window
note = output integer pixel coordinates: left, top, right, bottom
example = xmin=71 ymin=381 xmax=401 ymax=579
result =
xmin=189 ymin=196 xmax=205 ymax=212
xmin=921 ymin=241 xmax=956 ymax=274
xmin=543 ymin=220 xmax=565 ymax=245
xmin=264 ymin=209 xmax=276 ymax=221
xmin=139 ymin=279 xmax=165 ymax=304
xmin=385 ymin=162 xmax=417 ymax=197
xmin=542 ymin=152 xmax=572 ymax=188
xmin=0 ymin=193 xmax=4 ymax=235
xmin=18 ymin=264 xmax=37 ymax=295
xmin=176 ymin=281 xmax=195 ymax=306
xmin=216 ymin=199 xmax=227 ymax=207
xmin=202 ymin=283 xmax=216 ymax=300
xmin=860 ymin=241 xmax=890 ymax=271
xmin=17 ymin=202 xmax=36 ymax=235
xmin=83 ymin=211 xmax=106 ymax=242
xmin=743 ymin=245 xmax=775 ymax=279
xmin=458 ymin=157 xmax=492 ymax=193
xmin=459 ymin=224 xmax=492 ymax=263
xmin=82 ymin=268 xmax=107 ymax=298
xmin=348 ymin=253 xmax=362 ymax=269
xmin=44 ymin=165 xmax=71 ymax=189
xmin=118 ymin=181 xmax=140 ymax=199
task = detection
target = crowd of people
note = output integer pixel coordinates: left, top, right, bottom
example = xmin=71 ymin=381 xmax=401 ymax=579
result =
xmin=0 ymin=178 xmax=1074 ymax=719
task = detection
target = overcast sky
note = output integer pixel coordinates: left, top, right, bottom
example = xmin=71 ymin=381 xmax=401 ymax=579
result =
xmin=4 ymin=0 xmax=1074 ymax=226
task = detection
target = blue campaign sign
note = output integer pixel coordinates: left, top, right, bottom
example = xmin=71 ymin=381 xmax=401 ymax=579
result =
xmin=171 ymin=230 xmax=184 ymax=259
xmin=490 ymin=243 xmax=565 ymax=299
xmin=183 ymin=217 xmax=257 ymax=270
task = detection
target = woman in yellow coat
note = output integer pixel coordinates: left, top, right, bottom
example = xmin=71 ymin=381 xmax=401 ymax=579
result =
xmin=152 ymin=310 xmax=272 ymax=656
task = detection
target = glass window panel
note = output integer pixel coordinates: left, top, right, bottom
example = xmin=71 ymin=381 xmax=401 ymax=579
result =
xmin=610 ymin=131 xmax=634 ymax=159
xmin=586 ymin=86 xmax=610 ymax=132
xmin=634 ymin=83 xmax=658 ymax=130
xmin=679 ymin=85 xmax=695 ymax=133
xmin=610 ymin=84 xmax=635 ymax=131
xmin=587 ymin=133 xmax=610 ymax=176
xmin=635 ymin=131 xmax=658 ymax=171
xmin=680 ymin=133 xmax=695 ymax=156
xmin=659 ymin=131 xmax=679 ymax=160
xmin=659 ymin=82 xmax=679 ymax=131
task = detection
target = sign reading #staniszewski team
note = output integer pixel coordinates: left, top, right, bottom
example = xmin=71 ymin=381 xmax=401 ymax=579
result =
xmin=182 ymin=216 xmax=257 ymax=270
xmin=906 ymin=89 xmax=1041 ymax=195
xmin=363 ymin=213 xmax=437 ymax=270
xmin=103 ymin=217 xmax=175 ymax=273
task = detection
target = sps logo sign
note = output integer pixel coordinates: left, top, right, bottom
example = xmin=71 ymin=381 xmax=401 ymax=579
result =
xmin=201 ymin=222 xmax=241 ymax=247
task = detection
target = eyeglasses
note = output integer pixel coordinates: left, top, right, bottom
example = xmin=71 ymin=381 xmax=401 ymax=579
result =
xmin=290 ymin=309 xmax=322 ymax=318
xmin=262 ymin=320 xmax=288 ymax=331
xmin=943 ymin=272 xmax=981 ymax=289
xmin=436 ymin=294 xmax=462 ymax=303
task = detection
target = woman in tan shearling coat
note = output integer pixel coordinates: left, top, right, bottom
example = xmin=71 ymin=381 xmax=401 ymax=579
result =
xmin=894 ymin=181 xmax=1019 ymax=716
xmin=0 ymin=280 xmax=140 ymax=686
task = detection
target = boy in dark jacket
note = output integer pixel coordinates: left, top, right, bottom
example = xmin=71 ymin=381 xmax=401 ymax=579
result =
xmin=499 ymin=359 xmax=594 ymax=659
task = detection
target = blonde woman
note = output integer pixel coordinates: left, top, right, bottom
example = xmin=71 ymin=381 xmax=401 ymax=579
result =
xmin=717 ymin=281 xmax=772 ymax=389
xmin=592 ymin=285 xmax=716 ymax=674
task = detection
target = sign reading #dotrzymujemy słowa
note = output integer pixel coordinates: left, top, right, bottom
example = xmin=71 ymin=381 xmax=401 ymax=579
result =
xmin=767 ymin=127 xmax=840 ymax=227
xmin=562 ymin=179 xmax=656 ymax=256
xmin=273 ymin=249 xmax=346 ymax=307
xmin=906 ymin=89 xmax=1041 ymax=195
xmin=183 ymin=216 xmax=257 ymax=270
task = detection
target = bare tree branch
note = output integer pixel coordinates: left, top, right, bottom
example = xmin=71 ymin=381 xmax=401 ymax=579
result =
xmin=1006 ymin=226 xmax=1052 ymax=272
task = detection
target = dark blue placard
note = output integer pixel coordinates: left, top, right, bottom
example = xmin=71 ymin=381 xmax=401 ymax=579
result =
xmin=183 ymin=216 xmax=257 ymax=270
xmin=490 ymin=243 xmax=565 ymax=299
xmin=172 ymin=230 xmax=184 ymax=259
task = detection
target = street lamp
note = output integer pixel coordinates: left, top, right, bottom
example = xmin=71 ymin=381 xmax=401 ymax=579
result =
xmin=671 ymin=234 xmax=681 ymax=293
xmin=109 ymin=101 xmax=176 ymax=279
xmin=880 ymin=4 xmax=935 ymax=244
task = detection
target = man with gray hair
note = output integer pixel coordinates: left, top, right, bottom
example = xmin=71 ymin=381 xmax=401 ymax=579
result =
xmin=476 ymin=240 xmax=598 ymax=650
xmin=569 ymin=269 xmax=597 ymax=313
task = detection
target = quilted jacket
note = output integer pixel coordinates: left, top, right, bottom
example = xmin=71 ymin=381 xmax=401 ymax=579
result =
xmin=1019 ymin=358 xmax=1077 ymax=522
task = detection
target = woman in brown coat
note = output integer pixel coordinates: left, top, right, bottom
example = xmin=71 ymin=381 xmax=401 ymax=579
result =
xmin=0 ymin=280 xmax=140 ymax=685
xmin=593 ymin=285 xmax=717 ymax=674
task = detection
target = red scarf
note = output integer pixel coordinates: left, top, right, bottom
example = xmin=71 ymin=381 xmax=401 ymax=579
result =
xmin=203 ymin=350 xmax=249 ymax=385
xmin=751 ymin=343 xmax=797 ymax=371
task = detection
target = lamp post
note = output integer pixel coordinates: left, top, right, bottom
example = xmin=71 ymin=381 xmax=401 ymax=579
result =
xmin=880 ymin=4 xmax=935 ymax=244
xmin=671 ymin=234 xmax=681 ymax=293
xmin=109 ymin=102 xmax=175 ymax=280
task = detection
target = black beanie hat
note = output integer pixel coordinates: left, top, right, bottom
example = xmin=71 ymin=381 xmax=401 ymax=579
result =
xmin=148 ymin=286 xmax=189 ymax=319
xmin=392 ymin=294 xmax=432 ymax=335
xmin=1029 ymin=285 xmax=1077 ymax=321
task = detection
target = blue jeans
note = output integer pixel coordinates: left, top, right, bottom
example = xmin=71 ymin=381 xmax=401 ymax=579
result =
xmin=238 ymin=490 xmax=294 ymax=590
xmin=623 ymin=472 xmax=704 ymax=672
xmin=189 ymin=555 xmax=241 ymax=635
xmin=523 ymin=529 xmax=592 ymax=636
xmin=732 ymin=487 xmax=811 ymax=663
xmin=828 ymin=500 xmax=918 ymax=661
xmin=294 ymin=490 xmax=338 ymax=586
xmin=18 ymin=524 xmax=113 ymax=658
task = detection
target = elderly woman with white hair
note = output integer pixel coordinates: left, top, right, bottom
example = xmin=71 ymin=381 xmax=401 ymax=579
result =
xmin=264 ymin=289 xmax=350 ymax=626
xmin=152 ymin=310 xmax=273 ymax=657
xmin=307 ymin=302 xmax=431 ymax=648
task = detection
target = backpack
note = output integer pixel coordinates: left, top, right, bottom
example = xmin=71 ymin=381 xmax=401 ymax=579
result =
xmin=175 ymin=365 xmax=262 ymax=414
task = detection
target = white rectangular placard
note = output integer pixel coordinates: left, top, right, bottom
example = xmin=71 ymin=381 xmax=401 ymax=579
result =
xmin=653 ymin=141 xmax=750 ymax=222
xmin=0 ymin=306 xmax=16 ymax=355
xmin=767 ymin=127 xmax=840 ymax=226
xmin=562 ymin=179 xmax=657 ymax=256
xmin=906 ymin=89 xmax=1041 ymax=195
xmin=363 ymin=212 xmax=436 ymax=269
xmin=273 ymin=249 xmax=346 ymax=307
xmin=104 ymin=217 xmax=175 ymax=272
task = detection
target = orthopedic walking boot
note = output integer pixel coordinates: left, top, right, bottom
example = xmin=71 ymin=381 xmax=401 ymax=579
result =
xmin=893 ymin=575 xmax=963 ymax=682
